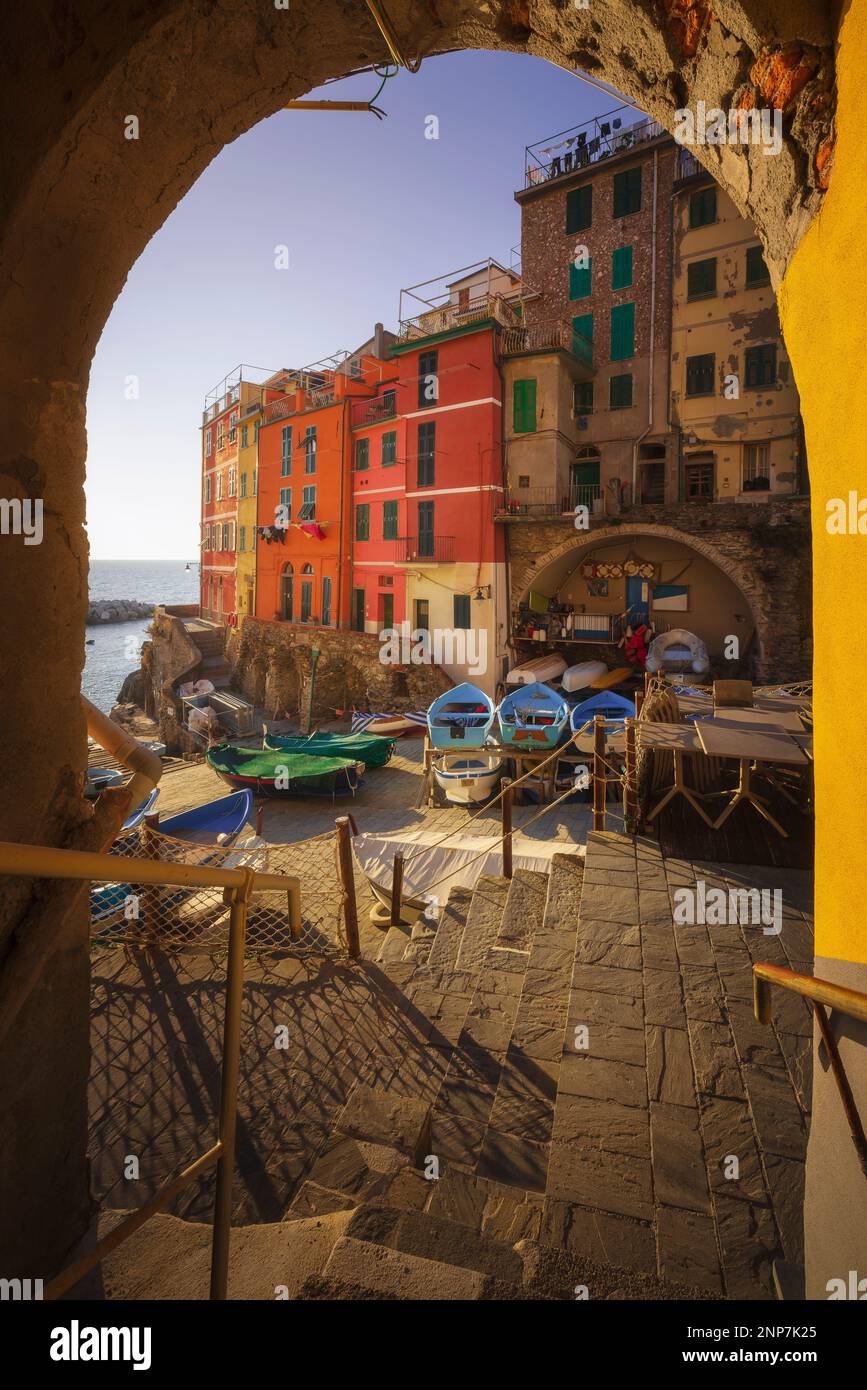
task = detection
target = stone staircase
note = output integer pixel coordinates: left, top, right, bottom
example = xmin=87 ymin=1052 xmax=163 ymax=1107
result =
xmin=186 ymin=620 xmax=232 ymax=688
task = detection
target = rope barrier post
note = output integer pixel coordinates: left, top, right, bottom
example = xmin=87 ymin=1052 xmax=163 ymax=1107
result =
xmin=501 ymin=778 xmax=513 ymax=880
xmin=593 ymin=715 xmax=606 ymax=832
xmin=141 ymin=811 xmax=162 ymax=944
xmin=390 ymin=851 xmax=405 ymax=927
xmin=634 ymin=687 xmax=644 ymax=718
xmin=624 ymin=716 xmax=638 ymax=833
xmin=335 ymin=816 xmax=360 ymax=959
xmin=644 ymin=669 xmax=652 ymax=698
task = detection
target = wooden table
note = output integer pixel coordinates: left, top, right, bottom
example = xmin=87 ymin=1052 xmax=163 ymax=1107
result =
xmin=638 ymin=721 xmax=717 ymax=827
xmin=706 ymin=707 xmax=807 ymax=733
xmin=695 ymin=721 xmax=809 ymax=837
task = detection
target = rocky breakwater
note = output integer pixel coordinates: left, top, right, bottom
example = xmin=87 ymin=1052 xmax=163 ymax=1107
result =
xmin=86 ymin=599 xmax=154 ymax=625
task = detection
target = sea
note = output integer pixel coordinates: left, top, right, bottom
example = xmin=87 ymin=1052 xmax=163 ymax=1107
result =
xmin=83 ymin=560 xmax=199 ymax=712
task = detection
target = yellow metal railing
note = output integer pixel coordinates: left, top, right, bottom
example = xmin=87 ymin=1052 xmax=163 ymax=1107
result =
xmin=0 ymin=839 xmax=302 ymax=1301
xmin=753 ymin=963 xmax=867 ymax=1179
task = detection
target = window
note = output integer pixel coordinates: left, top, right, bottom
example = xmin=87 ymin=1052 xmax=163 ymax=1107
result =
xmin=574 ymin=381 xmax=594 ymax=415
xmin=610 ymin=302 xmax=635 ymax=360
xmin=746 ymin=245 xmax=771 ymax=287
xmin=278 ymin=487 xmax=291 ymax=520
xmin=252 ymin=469 xmax=257 ymax=495
xmin=321 ymin=576 xmax=332 ymax=627
xmin=241 ymin=425 xmax=248 ymax=449
xmin=612 ymin=245 xmax=633 ymax=290
xmin=613 ymin=167 xmax=641 ymax=217
xmin=228 ymin=467 xmax=236 ymax=497
xmin=240 ymin=472 xmax=247 ymax=498
xmin=228 ymin=412 xmax=237 ymax=444
xmin=687 ymin=257 xmax=717 ymax=299
xmin=216 ymin=472 xmax=223 ymax=500
xmin=745 ymin=344 xmax=777 ymax=388
xmin=566 ymin=185 xmax=592 ymax=233
xmin=418 ymin=350 xmax=438 ymax=407
xmin=205 ymin=475 xmax=212 ymax=504
xmin=382 ymin=500 xmax=398 ymax=540
xmin=300 ymin=579 xmax=312 ymax=623
xmin=304 ymin=426 xmax=317 ymax=473
xmin=518 ymin=475 xmax=530 ymax=488
xmin=254 ymin=420 xmax=259 ymax=442
xmin=609 ymin=373 xmax=633 ymax=410
xmin=251 ymin=526 xmax=256 ymax=551
xmin=571 ymin=312 xmax=593 ymax=364
xmin=355 ymin=504 xmax=370 ymax=541
xmin=513 ymin=379 xmax=537 ymax=433
xmin=686 ymin=353 xmax=716 ymax=396
xmin=299 ymin=484 xmax=316 ymax=520
xmin=352 ymin=589 xmax=365 ymax=632
xmin=355 ymin=438 xmax=369 ymax=471
xmin=414 ymin=598 xmax=430 ymax=634
xmin=685 ymin=456 xmax=714 ymax=499
xmin=569 ymin=256 xmax=592 ymax=300
xmin=454 ymin=594 xmax=471 ymax=630
xmin=743 ymin=441 xmax=770 ymax=486
xmin=417 ymin=501 xmax=435 ymax=558
xmin=381 ymin=430 xmax=397 ymax=466
xmin=281 ymin=425 xmax=292 ymax=475
xmin=689 ymin=186 xmax=717 ymax=228
xmin=222 ymin=523 xmax=230 ymax=550
xmin=239 ymin=526 xmax=246 ymax=552
xmin=381 ymin=388 xmax=396 ymax=417
xmin=217 ymin=423 xmax=224 ymax=449
xmin=205 ymin=428 xmax=212 ymax=455
xmin=380 ymin=592 xmax=394 ymax=630
xmin=417 ymin=421 xmax=436 ymax=487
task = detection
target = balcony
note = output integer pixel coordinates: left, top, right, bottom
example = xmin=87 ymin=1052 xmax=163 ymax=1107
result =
xmin=396 ymin=293 xmax=521 ymax=345
xmin=498 ymin=483 xmax=602 ymax=518
xmin=524 ymin=105 xmax=666 ymax=188
xmin=351 ymin=393 xmax=398 ymax=428
xmin=500 ymin=319 xmax=593 ymax=371
xmin=675 ymin=148 xmax=705 ymax=183
xmin=395 ymin=534 xmax=456 ymax=564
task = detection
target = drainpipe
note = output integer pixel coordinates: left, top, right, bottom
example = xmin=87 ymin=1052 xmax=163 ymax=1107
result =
xmin=337 ymin=395 xmax=348 ymax=629
xmin=82 ymin=696 xmax=163 ymax=846
xmin=631 ymin=147 xmax=658 ymax=505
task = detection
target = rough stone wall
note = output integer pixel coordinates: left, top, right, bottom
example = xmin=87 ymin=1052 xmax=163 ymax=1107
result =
xmin=505 ymin=498 xmax=812 ymax=681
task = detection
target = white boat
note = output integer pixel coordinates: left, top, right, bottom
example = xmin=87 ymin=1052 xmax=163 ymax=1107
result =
xmin=350 ymin=709 xmax=426 ymax=736
xmin=353 ymin=827 xmax=583 ymax=923
xmin=433 ymin=753 xmax=504 ymax=805
xmin=505 ymin=653 xmax=567 ymax=686
xmin=561 ymin=659 xmax=608 ymax=692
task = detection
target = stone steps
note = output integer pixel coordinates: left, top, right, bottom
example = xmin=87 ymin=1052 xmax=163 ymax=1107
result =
xmin=494 ymin=868 xmax=548 ymax=953
xmin=454 ymin=875 xmax=510 ymax=972
xmin=426 ymin=886 xmax=473 ymax=970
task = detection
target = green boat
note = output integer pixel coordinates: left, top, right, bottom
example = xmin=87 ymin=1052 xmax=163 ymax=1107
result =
xmin=263 ymin=730 xmax=395 ymax=769
xmin=207 ymin=744 xmax=363 ymax=798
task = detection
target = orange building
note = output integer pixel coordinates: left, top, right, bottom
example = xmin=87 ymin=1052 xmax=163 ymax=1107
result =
xmin=255 ymin=326 xmax=394 ymax=629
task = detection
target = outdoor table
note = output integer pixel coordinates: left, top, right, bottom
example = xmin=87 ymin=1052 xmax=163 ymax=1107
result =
xmin=707 ymin=707 xmax=807 ymax=733
xmin=637 ymin=721 xmax=716 ymax=826
xmin=695 ymin=721 xmax=809 ymax=837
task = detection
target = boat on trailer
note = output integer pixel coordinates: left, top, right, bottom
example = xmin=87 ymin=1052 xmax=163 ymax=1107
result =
xmin=497 ymin=681 xmax=570 ymax=749
xmin=207 ymin=744 xmax=363 ymax=798
xmin=569 ymin=689 xmax=636 ymax=733
xmin=264 ymin=729 xmax=395 ymax=768
xmin=426 ymin=683 xmax=495 ymax=750
xmin=433 ymin=752 xmax=504 ymax=805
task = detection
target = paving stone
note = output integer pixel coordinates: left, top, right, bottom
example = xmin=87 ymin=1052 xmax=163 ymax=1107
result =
xmin=306 ymin=1134 xmax=398 ymax=1200
xmin=484 ymin=952 xmax=529 ymax=984
xmin=644 ymin=967 xmax=687 ymax=1028
xmin=426 ymin=1165 xmax=489 ymax=1227
xmin=763 ymin=1153 xmax=805 ymax=1265
xmin=426 ymin=888 xmax=472 ymax=970
xmin=526 ymin=940 xmax=576 ymax=978
xmin=323 ymin=1236 xmax=485 ymax=1300
xmin=681 ymin=966 xmax=726 ymax=1024
xmin=558 ymin=1053 xmax=647 ymax=1108
xmin=656 ymin=1206 xmax=723 ymax=1294
xmin=578 ymin=884 xmax=640 ymax=924
xmin=489 ymin=1059 xmax=559 ymax=1142
xmin=673 ymin=925 xmax=716 ymax=967
xmin=713 ymin=1194 xmax=781 ymax=1300
xmin=522 ymin=964 xmax=573 ymax=1000
xmin=540 ymin=1198 xmax=657 ymax=1275
xmin=482 ymin=1188 xmax=544 ymax=1244
xmin=582 ymin=866 xmax=640 ymax=887
xmin=428 ymin=1110 xmax=487 ymax=1169
xmin=564 ymin=1019 xmax=645 ymax=1068
xmin=455 ymin=876 xmax=509 ymax=971
xmin=776 ymin=1030 xmax=812 ymax=1112
xmin=496 ymin=869 xmax=547 ymax=951
xmin=436 ymin=1069 xmax=499 ymax=1128
xmin=637 ymin=889 xmax=676 ymax=927
xmin=541 ymin=853 xmax=584 ymax=934
xmin=698 ymin=1095 xmax=769 ymax=1204
xmin=727 ymin=999 xmax=789 ymax=1070
xmin=714 ymin=951 xmax=755 ymax=1001
xmin=646 ymin=1026 xmax=696 ymax=1107
xmin=377 ymin=1166 xmax=432 ymax=1212
xmin=571 ymin=962 xmax=643 ymax=997
xmin=688 ymin=1020 xmax=745 ymax=1099
xmin=288 ymin=1180 xmax=358 ymax=1218
xmin=568 ymin=986 xmax=644 ymax=1030
xmin=427 ymin=993 xmax=474 ymax=1047
xmin=509 ymin=998 xmax=567 ymax=1062
xmin=552 ymin=1093 xmax=650 ymax=1160
xmin=768 ymin=987 xmax=813 ymax=1038
xmin=387 ymin=1209 xmax=526 ymax=1282
xmin=546 ymin=1142 xmax=654 ymax=1220
xmin=741 ymin=1063 xmax=807 ymax=1161
xmin=574 ymin=920 xmax=642 ymax=969
xmin=377 ymin=925 xmax=412 ymax=964
xmin=476 ymin=1129 xmax=550 ymax=1193
xmin=641 ymin=924 xmax=680 ymax=971
xmin=650 ymin=1101 xmax=712 ymax=1214
xmin=459 ymin=990 xmax=520 ymax=1052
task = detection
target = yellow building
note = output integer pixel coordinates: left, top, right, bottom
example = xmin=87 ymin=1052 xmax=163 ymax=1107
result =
xmin=234 ymin=388 xmax=261 ymax=619
xmin=671 ymin=156 xmax=805 ymax=502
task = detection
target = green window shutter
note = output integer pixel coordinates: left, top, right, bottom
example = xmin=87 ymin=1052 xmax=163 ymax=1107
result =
xmin=381 ymin=430 xmax=397 ymax=465
xmin=687 ymin=257 xmax=717 ymax=299
xmin=382 ymin=500 xmax=398 ymax=539
xmin=745 ymin=245 xmax=770 ymax=287
xmin=574 ymin=381 xmax=593 ymax=414
xmin=689 ymin=187 xmax=717 ymax=228
xmin=612 ymin=245 xmax=633 ymax=290
xmin=571 ymin=313 xmax=593 ymax=364
xmin=513 ymin=378 xmax=537 ymax=433
xmin=566 ymin=185 xmax=592 ymax=233
xmin=610 ymin=303 xmax=635 ymax=361
xmin=355 ymin=438 xmax=369 ymax=470
xmin=613 ymin=167 xmax=641 ymax=218
xmin=355 ymin=504 xmax=370 ymax=541
xmin=453 ymin=595 xmax=471 ymax=630
xmin=569 ymin=256 xmax=592 ymax=300
xmin=609 ymin=373 xmax=633 ymax=410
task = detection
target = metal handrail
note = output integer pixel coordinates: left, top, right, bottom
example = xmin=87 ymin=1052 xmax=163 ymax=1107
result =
xmin=0 ymin=840 xmax=302 ymax=1300
xmin=753 ymin=963 xmax=867 ymax=1178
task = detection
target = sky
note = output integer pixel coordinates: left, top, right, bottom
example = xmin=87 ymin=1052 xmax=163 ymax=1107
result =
xmin=84 ymin=50 xmax=635 ymax=560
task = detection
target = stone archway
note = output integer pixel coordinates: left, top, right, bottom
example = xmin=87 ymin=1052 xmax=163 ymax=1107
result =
xmin=1 ymin=0 xmax=863 ymax=1288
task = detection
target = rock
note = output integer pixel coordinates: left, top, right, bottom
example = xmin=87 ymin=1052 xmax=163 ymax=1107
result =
xmin=117 ymin=668 xmax=146 ymax=705
xmin=86 ymin=599 xmax=153 ymax=626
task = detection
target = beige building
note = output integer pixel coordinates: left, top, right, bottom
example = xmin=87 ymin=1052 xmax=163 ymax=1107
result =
xmin=671 ymin=153 xmax=805 ymax=502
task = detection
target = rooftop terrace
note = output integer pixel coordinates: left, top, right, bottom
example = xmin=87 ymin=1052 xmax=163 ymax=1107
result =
xmin=524 ymin=103 xmax=667 ymax=190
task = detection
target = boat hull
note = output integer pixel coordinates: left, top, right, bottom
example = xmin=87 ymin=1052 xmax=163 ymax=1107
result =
xmin=433 ymin=754 xmax=504 ymax=805
xmin=264 ymin=731 xmax=395 ymax=768
xmin=497 ymin=681 xmax=570 ymax=750
xmin=561 ymin=660 xmax=608 ymax=692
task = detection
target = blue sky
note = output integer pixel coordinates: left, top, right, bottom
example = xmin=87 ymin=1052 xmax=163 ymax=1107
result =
xmin=85 ymin=51 xmax=634 ymax=559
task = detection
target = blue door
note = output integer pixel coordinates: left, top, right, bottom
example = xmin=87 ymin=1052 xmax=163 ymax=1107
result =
xmin=626 ymin=575 xmax=650 ymax=627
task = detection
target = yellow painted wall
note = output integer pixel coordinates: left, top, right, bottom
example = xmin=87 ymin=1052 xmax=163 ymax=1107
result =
xmin=779 ymin=0 xmax=867 ymax=965
xmin=235 ymin=402 xmax=260 ymax=619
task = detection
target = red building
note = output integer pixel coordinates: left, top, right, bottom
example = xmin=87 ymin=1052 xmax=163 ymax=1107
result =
xmin=200 ymin=367 xmax=269 ymax=623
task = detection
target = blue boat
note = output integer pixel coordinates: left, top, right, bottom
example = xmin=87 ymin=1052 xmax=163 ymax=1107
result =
xmin=427 ymin=683 xmax=495 ymax=749
xmin=569 ymin=690 xmax=636 ymax=734
xmin=121 ymin=786 xmax=160 ymax=832
xmin=497 ymin=681 xmax=570 ymax=749
xmin=159 ymin=790 xmax=254 ymax=845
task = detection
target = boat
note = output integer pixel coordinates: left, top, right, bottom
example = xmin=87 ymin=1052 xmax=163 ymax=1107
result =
xmin=433 ymin=753 xmax=504 ymax=805
xmin=85 ymin=766 xmax=125 ymax=798
xmin=158 ymin=789 xmax=254 ymax=843
xmin=505 ymin=653 xmax=567 ymax=686
xmin=426 ymin=683 xmax=495 ymax=749
xmin=561 ymin=659 xmax=608 ymax=693
xmin=645 ymin=628 xmax=710 ymax=675
xmin=207 ymin=744 xmax=363 ymax=797
xmin=350 ymin=709 xmax=427 ymax=736
xmin=569 ymin=689 xmax=636 ymax=733
xmin=497 ymin=681 xmax=570 ymax=748
xmin=264 ymin=729 xmax=395 ymax=768
xmin=121 ymin=786 xmax=160 ymax=832
xmin=590 ymin=664 xmax=633 ymax=690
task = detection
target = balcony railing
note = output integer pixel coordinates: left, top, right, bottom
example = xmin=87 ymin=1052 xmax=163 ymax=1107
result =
xmin=525 ymin=106 xmax=666 ymax=187
xmin=675 ymin=148 xmax=704 ymax=182
xmin=397 ymin=293 xmax=521 ymax=344
xmin=351 ymin=393 xmax=398 ymax=428
xmin=395 ymin=534 xmax=456 ymax=564
xmin=498 ymin=483 xmax=603 ymax=518
xmin=500 ymin=319 xmax=593 ymax=367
